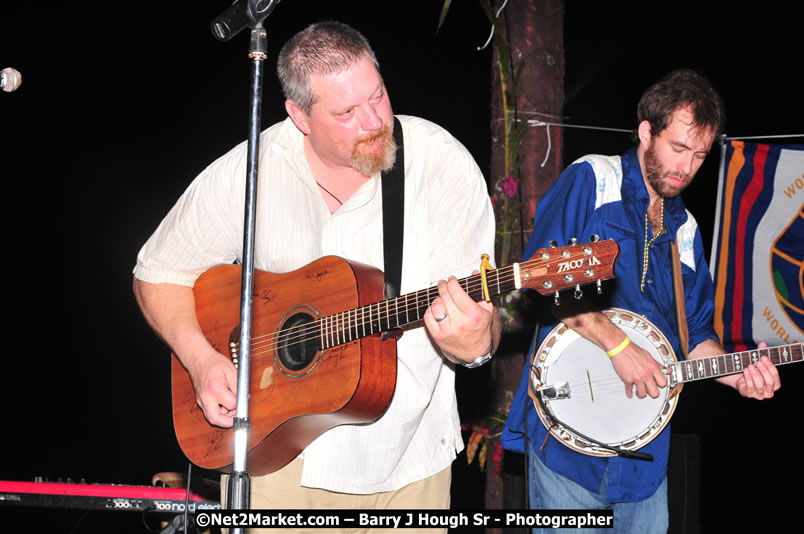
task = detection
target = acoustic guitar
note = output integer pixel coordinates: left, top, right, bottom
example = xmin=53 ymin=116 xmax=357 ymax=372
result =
xmin=172 ymin=239 xmax=619 ymax=475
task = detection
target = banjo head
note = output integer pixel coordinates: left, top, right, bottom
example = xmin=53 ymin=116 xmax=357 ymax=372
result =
xmin=529 ymin=308 xmax=680 ymax=457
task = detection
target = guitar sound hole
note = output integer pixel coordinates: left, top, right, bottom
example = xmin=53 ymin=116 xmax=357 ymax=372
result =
xmin=277 ymin=313 xmax=320 ymax=372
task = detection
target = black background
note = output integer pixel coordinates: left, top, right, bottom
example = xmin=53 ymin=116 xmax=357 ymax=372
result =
xmin=1 ymin=2 xmax=801 ymax=532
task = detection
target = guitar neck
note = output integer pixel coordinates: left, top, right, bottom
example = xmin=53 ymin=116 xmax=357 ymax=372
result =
xmin=669 ymin=343 xmax=803 ymax=385
xmin=316 ymin=239 xmax=619 ymax=350
xmin=318 ymin=266 xmax=517 ymax=349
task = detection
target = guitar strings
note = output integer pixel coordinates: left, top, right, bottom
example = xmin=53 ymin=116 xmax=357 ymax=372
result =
xmin=237 ymin=264 xmax=801 ymax=378
xmin=242 ymin=263 xmax=523 ymax=357
xmin=245 ymin=270 xmax=499 ymax=357
xmin=239 ymin=252 xmax=611 ymax=359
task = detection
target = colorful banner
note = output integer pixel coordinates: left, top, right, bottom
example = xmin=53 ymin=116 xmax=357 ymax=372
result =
xmin=710 ymin=140 xmax=804 ymax=352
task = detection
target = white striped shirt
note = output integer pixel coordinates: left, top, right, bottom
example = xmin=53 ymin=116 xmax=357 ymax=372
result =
xmin=134 ymin=115 xmax=496 ymax=493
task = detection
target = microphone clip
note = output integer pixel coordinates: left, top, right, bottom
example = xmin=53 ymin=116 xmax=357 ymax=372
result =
xmin=211 ymin=0 xmax=282 ymax=42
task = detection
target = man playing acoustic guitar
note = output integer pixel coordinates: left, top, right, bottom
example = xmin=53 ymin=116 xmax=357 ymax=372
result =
xmin=501 ymin=69 xmax=781 ymax=533
xmin=133 ymin=21 xmax=500 ymax=531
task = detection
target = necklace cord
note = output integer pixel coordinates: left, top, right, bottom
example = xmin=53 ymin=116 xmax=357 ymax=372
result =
xmin=640 ymin=198 xmax=664 ymax=292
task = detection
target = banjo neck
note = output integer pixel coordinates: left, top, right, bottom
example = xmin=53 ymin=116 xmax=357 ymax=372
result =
xmin=668 ymin=343 xmax=803 ymax=385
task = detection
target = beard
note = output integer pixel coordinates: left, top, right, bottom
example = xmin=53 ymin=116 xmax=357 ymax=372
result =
xmin=644 ymin=140 xmax=691 ymax=199
xmin=350 ymin=124 xmax=397 ymax=176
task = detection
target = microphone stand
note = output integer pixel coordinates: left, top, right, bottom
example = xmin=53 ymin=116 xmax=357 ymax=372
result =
xmin=225 ymin=22 xmax=267 ymax=527
xmin=209 ymin=0 xmax=277 ymax=527
xmin=208 ymin=4 xmax=281 ymax=529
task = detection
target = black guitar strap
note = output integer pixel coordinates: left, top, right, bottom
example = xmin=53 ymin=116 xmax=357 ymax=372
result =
xmin=381 ymin=116 xmax=405 ymax=300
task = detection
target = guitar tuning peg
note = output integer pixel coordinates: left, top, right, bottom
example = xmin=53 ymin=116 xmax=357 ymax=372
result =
xmin=549 ymin=240 xmax=558 ymax=248
xmin=596 ymin=279 xmax=603 ymax=294
xmin=554 ymin=292 xmax=561 ymax=306
xmin=590 ymin=234 xmax=600 ymax=242
xmin=574 ymin=285 xmax=583 ymax=299
xmin=569 ymin=237 xmax=578 ymax=245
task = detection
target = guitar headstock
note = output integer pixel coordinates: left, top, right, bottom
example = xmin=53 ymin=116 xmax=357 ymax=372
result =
xmin=519 ymin=238 xmax=619 ymax=302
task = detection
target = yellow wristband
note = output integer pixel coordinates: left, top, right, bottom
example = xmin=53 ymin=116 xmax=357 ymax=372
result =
xmin=606 ymin=336 xmax=631 ymax=357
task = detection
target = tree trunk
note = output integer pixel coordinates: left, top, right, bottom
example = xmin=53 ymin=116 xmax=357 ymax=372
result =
xmin=486 ymin=0 xmax=564 ymax=524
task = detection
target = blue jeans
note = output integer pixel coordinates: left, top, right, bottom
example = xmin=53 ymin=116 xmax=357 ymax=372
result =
xmin=528 ymin=444 xmax=668 ymax=533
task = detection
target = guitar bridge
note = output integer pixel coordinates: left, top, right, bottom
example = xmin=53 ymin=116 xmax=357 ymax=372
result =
xmin=541 ymin=381 xmax=571 ymax=400
xmin=228 ymin=326 xmax=241 ymax=368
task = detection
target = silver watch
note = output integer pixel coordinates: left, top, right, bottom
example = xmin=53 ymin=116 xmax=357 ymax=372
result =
xmin=459 ymin=342 xmax=493 ymax=368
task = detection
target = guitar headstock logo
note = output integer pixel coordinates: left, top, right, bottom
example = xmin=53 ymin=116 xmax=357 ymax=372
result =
xmin=519 ymin=238 xmax=619 ymax=296
xmin=557 ymin=254 xmax=601 ymax=273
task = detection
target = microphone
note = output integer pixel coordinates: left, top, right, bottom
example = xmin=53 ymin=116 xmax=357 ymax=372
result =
xmin=1 ymin=67 xmax=21 ymax=93
xmin=211 ymin=0 xmax=282 ymax=42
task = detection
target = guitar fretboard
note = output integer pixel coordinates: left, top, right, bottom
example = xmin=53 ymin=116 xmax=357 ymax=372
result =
xmin=669 ymin=343 xmax=803 ymax=384
xmin=318 ymin=266 xmax=518 ymax=349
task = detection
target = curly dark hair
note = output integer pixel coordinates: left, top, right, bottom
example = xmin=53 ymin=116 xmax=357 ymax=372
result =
xmin=635 ymin=69 xmax=726 ymax=140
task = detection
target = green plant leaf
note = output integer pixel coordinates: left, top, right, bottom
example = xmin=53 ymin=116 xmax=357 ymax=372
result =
xmin=510 ymin=118 xmax=529 ymax=153
xmin=436 ymin=0 xmax=453 ymax=33
xmin=512 ymin=61 xmax=526 ymax=97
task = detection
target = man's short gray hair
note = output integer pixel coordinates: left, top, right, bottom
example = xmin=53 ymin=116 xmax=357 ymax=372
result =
xmin=277 ymin=21 xmax=380 ymax=115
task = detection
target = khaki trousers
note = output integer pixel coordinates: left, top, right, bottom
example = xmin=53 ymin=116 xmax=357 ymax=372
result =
xmin=222 ymin=457 xmax=452 ymax=534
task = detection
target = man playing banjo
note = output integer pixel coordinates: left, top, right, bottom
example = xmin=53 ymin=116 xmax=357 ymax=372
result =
xmin=501 ymin=69 xmax=781 ymax=533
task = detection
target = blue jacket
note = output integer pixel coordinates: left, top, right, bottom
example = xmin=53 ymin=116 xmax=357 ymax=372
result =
xmin=501 ymin=147 xmax=718 ymax=502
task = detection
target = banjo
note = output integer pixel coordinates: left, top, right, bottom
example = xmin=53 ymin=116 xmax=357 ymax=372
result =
xmin=528 ymin=308 xmax=803 ymax=458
